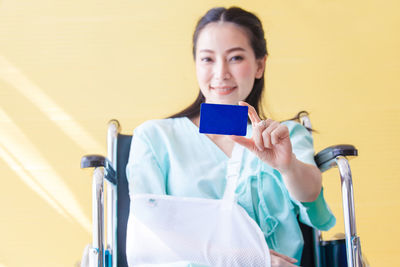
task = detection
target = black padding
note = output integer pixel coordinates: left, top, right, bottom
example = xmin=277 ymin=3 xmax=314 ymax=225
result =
xmin=314 ymin=145 xmax=358 ymax=172
xmin=80 ymin=155 xmax=106 ymax=168
xmin=116 ymin=134 xmax=132 ymax=267
xmin=320 ymin=239 xmax=347 ymax=267
xmin=299 ymin=221 xmax=316 ymax=267
xmin=104 ymin=160 xmax=117 ymax=185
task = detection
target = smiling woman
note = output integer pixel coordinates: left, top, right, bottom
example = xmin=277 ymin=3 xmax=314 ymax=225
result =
xmin=125 ymin=6 xmax=334 ymax=267
xmin=195 ymin=22 xmax=265 ymax=105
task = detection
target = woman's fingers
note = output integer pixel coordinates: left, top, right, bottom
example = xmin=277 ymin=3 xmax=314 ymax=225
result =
xmin=253 ymin=123 xmax=265 ymax=151
xmin=261 ymin=120 xmax=278 ymax=149
xmin=237 ymin=101 xmax=288 ymax=152
xmin=230 ymin=135 xmax=256 ymax=152
xmin=235 ymin=102 xmax=293 ymax=171
xmin=271 ymin=124 xmax=289 ymax=146
xmin=270 ymin=254 xmax=298 ymax=267
xmin=238 ymin=101 xmax=264 ymax=150
xmin=270 ymin=250 xmax=298 ymax=264
xmin=238 ymin=101 xmax=261 ymax=126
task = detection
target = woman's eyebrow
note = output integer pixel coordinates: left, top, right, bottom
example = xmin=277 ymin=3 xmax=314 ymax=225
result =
xmin=226 ymin=47 xmax=246 ymax=53
xmin=199 ymin=49 xmax=214 ymax=53
xmin=199 ymin=47 xmax=246 ymax=54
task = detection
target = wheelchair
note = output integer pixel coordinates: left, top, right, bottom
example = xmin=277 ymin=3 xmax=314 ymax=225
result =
xmin=80 ymin=113 xmax=363 ymax=267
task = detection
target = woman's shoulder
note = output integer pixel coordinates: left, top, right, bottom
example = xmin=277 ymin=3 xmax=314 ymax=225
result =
xmin=131 ymin=117 xmax=196 ymax=156
xmin=133 ymin=117 xmax=192 ymax=138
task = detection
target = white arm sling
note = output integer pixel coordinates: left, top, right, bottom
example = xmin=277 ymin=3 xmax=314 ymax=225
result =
xmin=126 ymin=144 xmax=271 ymax=267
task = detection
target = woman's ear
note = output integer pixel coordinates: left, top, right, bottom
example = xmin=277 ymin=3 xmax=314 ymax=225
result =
xmin=255 ymin=55 xmax=267 ymax=79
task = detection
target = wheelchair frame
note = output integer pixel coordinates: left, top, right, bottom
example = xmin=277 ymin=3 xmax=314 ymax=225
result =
xmin=81 ymin=115 xmax=363 ymax=267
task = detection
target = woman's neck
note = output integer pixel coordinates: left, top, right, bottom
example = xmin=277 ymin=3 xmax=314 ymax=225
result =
xmin=191 ymin=116 xmax=235 ymax=157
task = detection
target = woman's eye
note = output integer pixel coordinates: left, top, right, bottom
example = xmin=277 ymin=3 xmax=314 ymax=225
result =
xmin=230 ymin=55 xmax=244 ymax=62
xmin=201 ymin=57 xmax=213 ymax=63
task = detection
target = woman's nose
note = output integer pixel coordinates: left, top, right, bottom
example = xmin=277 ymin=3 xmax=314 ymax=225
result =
xmin=214 ymin=61 xmax=231 ymax=80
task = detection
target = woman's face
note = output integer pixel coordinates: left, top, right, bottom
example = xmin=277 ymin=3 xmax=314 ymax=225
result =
xmin=195 ymin=22 xmax=265 ymax=105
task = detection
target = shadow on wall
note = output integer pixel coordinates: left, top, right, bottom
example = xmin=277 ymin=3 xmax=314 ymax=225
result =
xmin=0 ymin=55 xmax=103 ymax=233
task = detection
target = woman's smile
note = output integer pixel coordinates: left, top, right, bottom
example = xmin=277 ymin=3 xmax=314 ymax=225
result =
xmin=210 ymin=85 xmax=237 ymax=95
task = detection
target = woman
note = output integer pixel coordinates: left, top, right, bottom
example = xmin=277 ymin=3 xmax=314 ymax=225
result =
xmin=126 ymin=7 xmax=335 ymax=267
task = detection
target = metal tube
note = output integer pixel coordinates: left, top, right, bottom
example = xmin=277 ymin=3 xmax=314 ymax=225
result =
xmin=299 ymin=114 xmax=312 ymax=130
xmin=107 ymin=120 xmax=120 ymax=267
xmin=336 ymin=156 xmax=363 ymax=267
xmin=313 ymin=229 xmax=322 ymax=267
xmin=92 ymin=167 xmax=104 ymax=267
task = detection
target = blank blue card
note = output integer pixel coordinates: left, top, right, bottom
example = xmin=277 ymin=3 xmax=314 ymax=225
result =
xmin=199 ymin=103 xmax=248 ymax=136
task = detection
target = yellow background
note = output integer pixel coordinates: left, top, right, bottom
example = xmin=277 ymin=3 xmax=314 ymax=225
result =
xmin=0 ymin=0 xmax=399 ymax=266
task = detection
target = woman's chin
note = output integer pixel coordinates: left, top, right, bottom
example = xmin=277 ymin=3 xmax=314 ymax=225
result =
xmin=206 ymin=96 xmax=239 ymax=105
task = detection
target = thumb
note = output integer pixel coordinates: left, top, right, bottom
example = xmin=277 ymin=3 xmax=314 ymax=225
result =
xmin=230 ymin=135 xmax=257 ymax=152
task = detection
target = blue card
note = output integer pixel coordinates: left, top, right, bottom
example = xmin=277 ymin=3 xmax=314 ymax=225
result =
xmin=199 ymin=103 xmax=248 ymax=136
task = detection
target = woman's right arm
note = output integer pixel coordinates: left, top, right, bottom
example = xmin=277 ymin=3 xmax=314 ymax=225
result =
xmin=126 ymin=128 xmax=167 ymax=196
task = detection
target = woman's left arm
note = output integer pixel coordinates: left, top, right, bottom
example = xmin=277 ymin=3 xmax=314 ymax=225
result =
xmin=277 ymin=154 xmax=322 ymax=202
xmin=231 ymin=102 xmax=321 ymax=202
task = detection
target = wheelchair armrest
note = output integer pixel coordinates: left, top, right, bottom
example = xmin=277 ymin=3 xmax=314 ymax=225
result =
xmin=315 ymin=145 xmax=358 ymax=172
xmin=81 ymin=154 xmax=106 ymax=168
xmin=81 ymin=155 xmax=117 ymax=185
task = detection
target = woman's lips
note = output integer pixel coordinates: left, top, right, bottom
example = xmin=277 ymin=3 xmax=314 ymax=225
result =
xmin=210 ymin=86 xmax=237 ymax=95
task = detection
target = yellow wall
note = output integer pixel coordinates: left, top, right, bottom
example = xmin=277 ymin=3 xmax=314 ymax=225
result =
xmin=0 ymin=0 xmax=399 ymax=266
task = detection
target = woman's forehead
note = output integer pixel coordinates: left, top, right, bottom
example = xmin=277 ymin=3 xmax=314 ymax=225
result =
xmin=196 ymin=22 xmax=252 ymax=52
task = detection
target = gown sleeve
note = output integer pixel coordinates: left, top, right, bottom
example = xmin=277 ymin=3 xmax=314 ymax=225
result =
xmin=126 ymin=122 xmax=167 ymax=197
xmin=283 ymin=121 xmax=336 ymax=231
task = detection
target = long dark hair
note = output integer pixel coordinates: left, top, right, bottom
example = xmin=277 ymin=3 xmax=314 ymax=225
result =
xmin=170 ymin=7 xmax=268 ymax=119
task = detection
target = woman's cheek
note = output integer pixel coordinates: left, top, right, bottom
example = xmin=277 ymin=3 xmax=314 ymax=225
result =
xmin=234 ymin=61 xmax=254 ymax=78
xmin=196 ymin=65 xmax=210 ymax=82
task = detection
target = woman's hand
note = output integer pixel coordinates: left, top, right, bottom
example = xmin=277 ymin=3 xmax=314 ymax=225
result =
xmin=270 ymin=250 xmax=298 ymax=267
xmin=230 ymin=101 xmax=294 ymax=173
xmin=231 ymin=101 xmax=322 ymax=202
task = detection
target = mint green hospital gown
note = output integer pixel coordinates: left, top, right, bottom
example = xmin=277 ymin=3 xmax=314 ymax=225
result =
xmin=126 ymin=117 xmax=336 ymax=264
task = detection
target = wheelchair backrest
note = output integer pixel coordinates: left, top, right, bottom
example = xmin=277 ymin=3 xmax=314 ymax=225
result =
xmin=116 ymin=134 xmax=132 ymax=267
